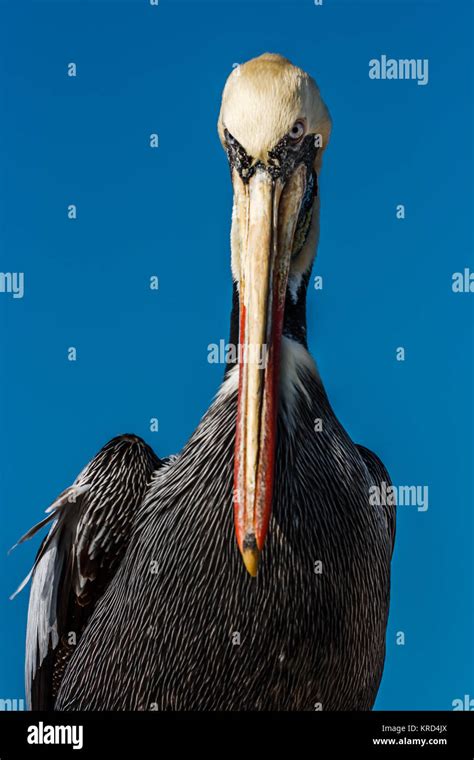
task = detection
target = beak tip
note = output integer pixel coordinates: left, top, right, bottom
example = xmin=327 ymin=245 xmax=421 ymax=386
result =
xmin=242 ymin=546 xmax=260 ymax=577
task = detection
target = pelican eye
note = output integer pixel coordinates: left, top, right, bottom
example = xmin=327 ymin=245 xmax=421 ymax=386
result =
xmin=289 ymin=120 xmax=305 ymax=143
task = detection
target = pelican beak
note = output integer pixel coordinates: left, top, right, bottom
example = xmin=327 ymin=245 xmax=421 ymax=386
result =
xmin=233 ymin=163 xmax=307 ymax=576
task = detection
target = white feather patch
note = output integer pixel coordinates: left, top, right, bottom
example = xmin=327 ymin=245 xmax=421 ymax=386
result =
xmin=25 ymin=541 xmax=61 ymax=708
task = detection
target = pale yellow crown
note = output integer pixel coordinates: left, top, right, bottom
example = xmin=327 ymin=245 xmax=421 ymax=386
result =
xmin=218 ymin=53 xmax=331 ymax=166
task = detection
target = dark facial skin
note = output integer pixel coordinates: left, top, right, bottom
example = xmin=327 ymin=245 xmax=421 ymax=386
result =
xmin=224 ymin=128 xmax=318 ymax=184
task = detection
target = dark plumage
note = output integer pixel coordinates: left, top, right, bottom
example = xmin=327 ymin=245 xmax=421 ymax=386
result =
xmin=50 ymin=363 xmax=394 ymax=711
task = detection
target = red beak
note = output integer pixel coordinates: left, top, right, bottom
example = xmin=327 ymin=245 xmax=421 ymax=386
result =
xmin=232 ymin=165 xmax=308 ymax=575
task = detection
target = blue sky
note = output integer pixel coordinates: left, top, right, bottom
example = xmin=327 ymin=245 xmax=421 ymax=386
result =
xmin=0 ymin=0 xmax=472 ymax=709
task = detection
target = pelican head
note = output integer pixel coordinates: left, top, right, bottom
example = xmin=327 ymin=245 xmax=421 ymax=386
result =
xmin=217 ymin=53 xmax=332 ymax=576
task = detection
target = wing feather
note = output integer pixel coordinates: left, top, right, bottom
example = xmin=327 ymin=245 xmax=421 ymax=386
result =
xmin=11 ymin=434 xmax=162 ymax=708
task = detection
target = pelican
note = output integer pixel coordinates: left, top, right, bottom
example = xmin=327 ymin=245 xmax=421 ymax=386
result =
xmin=14 ymin=53 xmax=396 ymax=711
